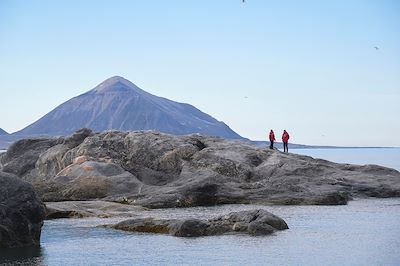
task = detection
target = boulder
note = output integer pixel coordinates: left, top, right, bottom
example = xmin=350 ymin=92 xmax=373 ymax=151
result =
xmin=0 ymin=137 xmax=60 ymax=177
xmin=111 ymin=209 xmax=288 ymax=237
xmin=35 ymin=160 xmax=142 ymax=202
xmin=0 ymin=171 xmax=46 ymax=248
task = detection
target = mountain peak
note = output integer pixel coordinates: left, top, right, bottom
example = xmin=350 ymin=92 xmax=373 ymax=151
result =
xmin=104 ymin=75 xmax=129 ymax=84
xmin=92 ymin=76 xmax=141 ymax=94
xmin=16 ymin=77 xmax=244 ymax=140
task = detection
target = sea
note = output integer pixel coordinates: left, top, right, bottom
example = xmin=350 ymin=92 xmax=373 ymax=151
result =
xmin=1 ymin=148 xmax=400 ymax=266
xmin=293 ymin=148 xmax=400 ymax=171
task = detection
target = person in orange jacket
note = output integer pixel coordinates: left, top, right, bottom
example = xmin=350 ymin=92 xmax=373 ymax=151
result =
xmin=282 ymin=130 xmax=290 ymax=153
xmin=269 ymin=130 xmax=275 ymax=149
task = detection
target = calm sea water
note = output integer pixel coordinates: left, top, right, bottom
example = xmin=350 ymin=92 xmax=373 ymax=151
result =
xmin=1 ymin=149 xmax=400 ymax=265
xmin=1 ymin=199 xmax=399 ymax=266
xmin=293 ymin=148 xmax=400 ymax=171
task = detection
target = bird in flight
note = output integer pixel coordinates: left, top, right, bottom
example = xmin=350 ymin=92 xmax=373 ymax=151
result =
xmin=374 ymin=46 xmax=379 ymax=50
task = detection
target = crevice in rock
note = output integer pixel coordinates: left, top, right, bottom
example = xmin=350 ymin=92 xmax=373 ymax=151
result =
xmin=189 ymin=138 xmax=207 ymax=151
xmin=246 ymin=154 xmax=263 ymax=167
xmin=249 ymin=210 xmax=260 ymax=223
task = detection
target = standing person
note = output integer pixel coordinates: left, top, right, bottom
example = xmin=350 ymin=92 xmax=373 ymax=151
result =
xmin=269 ymin=130 xmax=275 ymax=149
xmin=282 ymin=130 xmax=290 ymax=153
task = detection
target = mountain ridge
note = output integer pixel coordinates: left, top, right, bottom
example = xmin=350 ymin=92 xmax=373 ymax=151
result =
xmin=14 ymin=76 xmax=244 ymax=139
xmin=0 ymin=128 xmax=9 ymax=135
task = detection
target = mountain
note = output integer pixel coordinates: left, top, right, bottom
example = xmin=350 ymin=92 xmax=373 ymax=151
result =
xmin=0 ymin=128 xmax=9 ymax=135
xmin=15 ymin=76 xmax=244 ymax=139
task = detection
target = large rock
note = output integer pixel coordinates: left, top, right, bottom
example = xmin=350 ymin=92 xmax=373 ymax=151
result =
xmin=111 ymin=209 xmax=288 ymax=237
xmin=0 ymin=171 xmax=46 ymax=248
xmin=1 ymin=129 xmax=400 ymax=208
xmin=0 ymin=137 xmax=61 ymax=177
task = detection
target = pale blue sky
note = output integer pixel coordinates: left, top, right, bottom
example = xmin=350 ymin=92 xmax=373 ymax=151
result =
xmin=0 ymin=0 xmax=399 ymax=146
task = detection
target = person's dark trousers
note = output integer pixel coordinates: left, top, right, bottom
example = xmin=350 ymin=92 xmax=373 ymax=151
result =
xmin=269 ymin=141 xmax=274 ymax=149
xmin=283 ymin=142 xmax=288 ymax=153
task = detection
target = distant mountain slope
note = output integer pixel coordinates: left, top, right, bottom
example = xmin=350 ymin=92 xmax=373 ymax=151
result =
xmin=0 ymin=128 xmax=9 ymax=135
xmin=15 ymin=76 xmax=244 ymax=139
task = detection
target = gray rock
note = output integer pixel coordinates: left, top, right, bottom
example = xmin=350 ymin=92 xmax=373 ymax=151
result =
xmin=1 ymin=137 xmax=61 ymax=177
xmin=1 ymin=130 xmax=400 ymax=208
xmin=111 ymin=209 xmax=288 ymax=237
xmin=172 ymin=219 xmax=209 ymax=237
xmin=45 ymin=201 xmax=146 ymax=219
xmin=62 ymin=128 xmax=94 ymax=148
xmin=0 ymin=171 xmax=46 ymax=248
xmin=112 ymin=218 xmax=171 ymax=234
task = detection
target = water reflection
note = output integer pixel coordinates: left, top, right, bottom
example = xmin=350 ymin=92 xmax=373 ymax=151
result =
xmin=0 ymin=245 xmax=44 ymax=265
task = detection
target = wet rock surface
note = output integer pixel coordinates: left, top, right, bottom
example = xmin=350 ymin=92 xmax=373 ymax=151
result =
xmin=0 ymin=171 xmax=46 ymax=248
xmin=111 ymin=209 xmax=288 ymax=237
xmin=1 ymin=129 xmax=400 ymax=208
xmin=45 ymin=201 xmax=146 ymax=219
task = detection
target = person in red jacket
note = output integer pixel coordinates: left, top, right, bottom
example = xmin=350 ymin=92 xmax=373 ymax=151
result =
xmin=269 ymin=130 xmax=275 ymax=149
xmin=282 ymin=130 xmax=290 ymax=153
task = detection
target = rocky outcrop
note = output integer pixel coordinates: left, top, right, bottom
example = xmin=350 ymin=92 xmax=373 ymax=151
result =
xmin=111 ymin=209 xmax=288 ymax=237
xmin=1 ymin=129 xmax=400 ymax=208
xmin=0 ymin=171 xmax=46 ymax=248
xmin=0 ymin=137 xmax=61 ymax=177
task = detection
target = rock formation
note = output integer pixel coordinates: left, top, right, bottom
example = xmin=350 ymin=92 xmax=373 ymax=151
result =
xmin=0 ymin=171 xmax=46 ymax=248
xmin=110 ymin=209 xmax=288 ymax=237
xmin=1 ymin=129 xmax=399 ymax=208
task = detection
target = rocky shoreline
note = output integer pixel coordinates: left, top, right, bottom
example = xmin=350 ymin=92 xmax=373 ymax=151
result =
xmin=1 ymin=129 xmax=400 ymax=246
xmin=45 ymin=200 xmax=147 ymax=219
xmin=1 ymin=129 xmax=399 ymax=208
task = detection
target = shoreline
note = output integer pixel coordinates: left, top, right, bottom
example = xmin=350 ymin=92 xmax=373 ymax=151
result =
xmin=44 ymin=195 xmax=400 ymax=220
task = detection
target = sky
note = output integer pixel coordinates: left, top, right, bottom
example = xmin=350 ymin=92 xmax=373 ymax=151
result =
xmin=0 ymin=0 xmax=399 ymax=147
